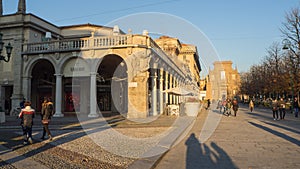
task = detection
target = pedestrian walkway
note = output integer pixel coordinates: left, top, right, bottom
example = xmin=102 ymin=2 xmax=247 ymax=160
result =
xmin=0 ymin=110 xmax=199 ymax=169
xmin=0 ymin=144 xmax=49 ymax=169
xmin=155 ymin=104 xmax=300 ymax=169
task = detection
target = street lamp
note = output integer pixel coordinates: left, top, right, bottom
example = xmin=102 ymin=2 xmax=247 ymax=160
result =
xmin=282 ymin=38 xmax=291 ymax=50
xmin=0 ymin=33 xmax=13 ymax=62
xmin=282 ymin=38 xmax=295 ymax=112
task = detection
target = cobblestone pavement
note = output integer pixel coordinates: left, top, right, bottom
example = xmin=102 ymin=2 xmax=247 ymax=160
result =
xmin=0 ymin=112 xmax=196 ymax=169
xmin=155 ymin=104 xmax=300 ymax=169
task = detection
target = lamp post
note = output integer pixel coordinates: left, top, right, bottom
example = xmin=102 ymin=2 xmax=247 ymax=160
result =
xmin=0 ymin=33 xmax=13 ymax=62
xmin=282 ymin=38 xmax=295 ymax=113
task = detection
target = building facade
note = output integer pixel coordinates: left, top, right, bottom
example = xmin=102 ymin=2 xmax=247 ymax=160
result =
xmin=0 ymin=0 xmax=201 ymax=118
xmin=206 ymin=61 xmax=240 ymax=101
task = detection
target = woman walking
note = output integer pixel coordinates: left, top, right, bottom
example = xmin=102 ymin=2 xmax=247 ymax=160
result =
xmin=249 ymin=100 xmax=254 ymax=112
xmin=41 ymin=97 xmax=54 ymax=140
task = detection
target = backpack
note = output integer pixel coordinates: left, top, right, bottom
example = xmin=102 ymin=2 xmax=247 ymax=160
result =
xmin=47 ymin=103 xmax=54 ymax=116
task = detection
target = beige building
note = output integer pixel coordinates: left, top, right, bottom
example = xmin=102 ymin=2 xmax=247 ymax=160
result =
xmin=0 ymin=0 xmax=201 ymax=118
xmin=206 ymin=61 xmax=240 ymax=101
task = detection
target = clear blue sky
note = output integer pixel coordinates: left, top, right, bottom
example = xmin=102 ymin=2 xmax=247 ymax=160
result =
xmin=3 ymin=0 xmax=300 ymax=76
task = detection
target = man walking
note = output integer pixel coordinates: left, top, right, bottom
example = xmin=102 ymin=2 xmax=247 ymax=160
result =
xmin=278 ymin=98 xmax=286 ymax=119
xmin=272 ymin=99 xmax=279 ymax=120
xmin=19 ymin=101 xmax=35 ymax=145
xmin=294 ymin=97 xmax=299 ymax=118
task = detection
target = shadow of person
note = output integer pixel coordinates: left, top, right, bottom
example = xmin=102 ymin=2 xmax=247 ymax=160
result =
xmin=185 ymin=133 xmax=237 ymax=169
xmin=185 ymin=133 xmax=203 ymax=169
xmin=210 ymin=142 xmax=237 ymax=169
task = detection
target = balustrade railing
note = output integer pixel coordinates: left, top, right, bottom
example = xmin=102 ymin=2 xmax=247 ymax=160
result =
xmin=22 ymin=34 xmax=186 ymax=76
xmin=22 ymin=35 xmax=131 ymax=54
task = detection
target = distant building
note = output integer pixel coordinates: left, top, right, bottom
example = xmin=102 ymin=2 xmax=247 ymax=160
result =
xmin=155 ymin=36 xmax=201 ymax=94
xmin=206 ymin=61 xmax=240 ymax=101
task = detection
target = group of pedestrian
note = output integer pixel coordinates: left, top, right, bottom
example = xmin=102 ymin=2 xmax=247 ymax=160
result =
xmin=271 ymin=98 xmax=287 ymax=120
xmin=217 ymin=98 xmax=239 ymax=117
xmin=270 ymin=97 xmax=300 ymax=120
xmin=18 ymin=97 xmax=54 ymax=145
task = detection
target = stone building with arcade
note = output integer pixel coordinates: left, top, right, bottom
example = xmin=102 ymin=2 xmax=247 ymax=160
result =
xmin=0 ymin=0 xmax=201 ymax=118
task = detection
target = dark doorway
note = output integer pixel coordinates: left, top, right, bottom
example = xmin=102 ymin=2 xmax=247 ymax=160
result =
xmin=31 ymin=60 xmax=55 ymax=112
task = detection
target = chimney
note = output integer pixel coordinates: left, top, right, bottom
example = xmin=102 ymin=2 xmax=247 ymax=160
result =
xmin=0 ymin=0 xmax=3 ymax=16
xmin=17 ymin=0 xmax=26 ymax=14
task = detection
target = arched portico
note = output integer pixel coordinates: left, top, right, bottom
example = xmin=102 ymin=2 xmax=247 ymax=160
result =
xmin=95 ymin=54 xmax=128 ymax=117
xmin=29 ymin=59 xmax=55 ymax=111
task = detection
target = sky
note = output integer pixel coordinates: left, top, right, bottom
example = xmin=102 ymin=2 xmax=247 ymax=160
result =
xmin=3 ymin=0 xmax=300 ymax=76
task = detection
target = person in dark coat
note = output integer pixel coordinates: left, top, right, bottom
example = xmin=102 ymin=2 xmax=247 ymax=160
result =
xmin=41 ymin=97 xmax=54 ymax=140
xmin=272 ymin=99 xmax=279 ymax=120
xmin=294 ymin=97 xmax=299 ymax=118
xmin=278 ymin=98 xmax=286 ymax=120
xmin=232 ymin=98 xmax=239 ymax=116
xmin=206 ymin=99 xmax=211 ymax=110
xmin=19 ymin=101 xmax=35 ymax=145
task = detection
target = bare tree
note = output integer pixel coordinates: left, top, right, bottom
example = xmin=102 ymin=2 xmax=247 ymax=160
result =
xmin=281 ymin=7 xmax=300 ymax=96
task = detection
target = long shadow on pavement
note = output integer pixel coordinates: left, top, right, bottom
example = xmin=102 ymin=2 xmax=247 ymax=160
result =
xmin=263 ymin=121 xmax=300 ymax=135
xmin=249 ymin=121 xmax=300 ymax=146
xmin=185 ymin=133 xmax=237 ymax=169
xmin=0 ymin=115 xmax=125 ymax=168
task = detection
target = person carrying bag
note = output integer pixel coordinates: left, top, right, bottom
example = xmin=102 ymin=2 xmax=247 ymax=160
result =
xmin=41 ymin=97 xmax=54 ymax=140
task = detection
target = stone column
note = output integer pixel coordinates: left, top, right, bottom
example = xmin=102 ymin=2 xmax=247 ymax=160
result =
xmin=88 ymin=72 xmax=99 ymax=117
xmin=169 ymin=74 xmax=173 ymax=104
xmin=159 ymin=68 xmax=164 ymax=114
xmin=10 ymin=38 xmax=24 ymax=116
xmin=151 ymin=67 xmax=158 ymax=116
xmin=53 ymin=74 xmax=64 ymax=117
xmin=174 ymin=78 xmax=177 ymax=104
xmin=22 ymin=76 xmax=31 ymax=101
xmin=176 ymin=78 xmax=179 ymax=104
xmin=165 ymin=71 xmax=169 ymax=105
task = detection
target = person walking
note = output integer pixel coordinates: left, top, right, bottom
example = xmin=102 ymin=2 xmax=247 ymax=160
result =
xmin=221 ymin=99 xmax=227 ymax=115
xmin=206 ymin=99 xmax=211 ymax=110
xmin=272 ymin=99 xmax=279 ymax=120
xmin=294 ymin=97 xmax=299 ymax=118
xmin=232 ymin=98 xmax=239 ymax=116
xmin=278 ymin=98 xmax=286 ymax=120
xmin=249 ymin=100 xmax=254 ymax=112
xmin=41 ymin=97 xmax=54 ymax=140
xmin=18 ymin=101 xmax=35 ymax=145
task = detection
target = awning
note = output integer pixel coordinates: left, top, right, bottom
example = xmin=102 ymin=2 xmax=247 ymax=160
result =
xmin=163 ymin=87 xmax=194 ymax=96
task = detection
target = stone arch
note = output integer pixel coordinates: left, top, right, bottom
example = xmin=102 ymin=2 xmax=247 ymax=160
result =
xmin=24 ymin=56 xmax=57 ymax=77
xmin=96 ymin=54 xmax=128 ymax=116
xmin=29 ymin=59 xmax=55 ymax=111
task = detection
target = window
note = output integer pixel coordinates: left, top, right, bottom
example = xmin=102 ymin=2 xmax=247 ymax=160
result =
xmin=232 ymin=74 xmax=236 ymax=80
xmin=221 ymin=71 xmax=226 ymax=80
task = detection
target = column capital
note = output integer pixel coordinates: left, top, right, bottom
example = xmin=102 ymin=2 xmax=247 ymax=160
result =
xmin=54 ymin=74 xmax=63 ymax=77
xmin=90 ymin=72 xmax=98 ymax=76
xmin=22 ymin=75 xmax=32 ymax=79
